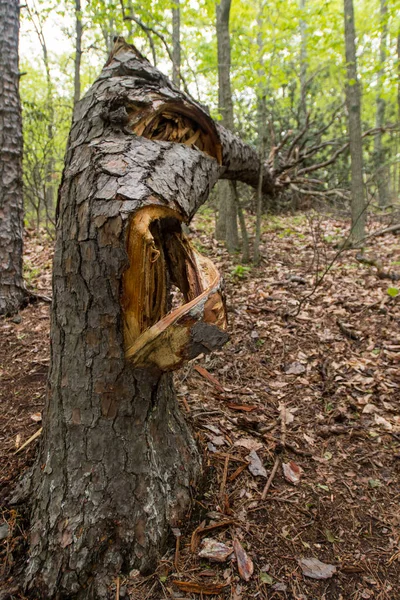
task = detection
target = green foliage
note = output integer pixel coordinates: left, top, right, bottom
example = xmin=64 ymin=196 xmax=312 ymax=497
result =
xmin=18 ymin=0 xmax=400 ymax=230
xmin=387 ymin=287 xmax=399 ymax=298
xmin=230 ymin=264 xmax=251 ymax=279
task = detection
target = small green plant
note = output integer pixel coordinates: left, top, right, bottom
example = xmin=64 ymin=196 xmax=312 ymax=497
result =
xmin=387 ymin=287 xmax=399 ymax=298
xmin=231 ymin=264 xmax=251 ymax=278
xmin=23 ymin=260 xmax=40 ymax=285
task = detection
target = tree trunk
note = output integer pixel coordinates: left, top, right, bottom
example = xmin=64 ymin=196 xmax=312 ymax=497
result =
xmin=215 ymin=0 xmax=238 ymax=252
xmin=299 ymin=0 xmax=307 ymax=126
xmin=27 ymin=38 xmax=273 ymax=598
xmin=253 ymin=3 xmax=267 ymax=265
xmin=374 ymin=0 xmax=389 ymax=207
xmin=343 ymin=0 xmax=366 ymax=243
xmin=74 ymin=0 xmax=83 ymax=107
xmin=0 ymin=0 xmax=25 ymax=316
xmin=172 ymin=0 xmax=180 ymax=88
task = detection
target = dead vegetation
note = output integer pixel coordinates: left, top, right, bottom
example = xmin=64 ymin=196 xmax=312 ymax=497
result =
xmin=1 ymin=212 xmax=399 ymax=600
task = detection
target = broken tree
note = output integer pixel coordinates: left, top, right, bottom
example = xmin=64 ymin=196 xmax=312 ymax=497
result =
xmin=27 ymin=38 xmax=274 ymax=598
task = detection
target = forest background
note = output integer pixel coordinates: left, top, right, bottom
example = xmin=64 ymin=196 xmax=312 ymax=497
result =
xmin=20 ymin=0 xmax=400 ymax=244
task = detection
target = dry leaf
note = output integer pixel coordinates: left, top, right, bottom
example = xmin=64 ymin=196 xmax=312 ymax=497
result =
xmin=298 ymin=557 xmax=337 ymax=580
xmin=374 ymin=414 xmax=392 ymax=430
xmin=233 ymin=539 xmax=254 ymax=581
xmin=198 ymin=538 xmax=233 ymax=562
xmin=282 ymin=461 xmax=303 ymax=485
xmin=30 ymin=412 xmax=42 ymax=422
xmin=285 ymin=362 xmax=306 ymax=375
xmin=226 ymin=404 xmax=258 ymax=412
xmin=234 ymin=438 xmax=263 ymax=451
xmin=246 ymin=450 xmax=268 ymax=478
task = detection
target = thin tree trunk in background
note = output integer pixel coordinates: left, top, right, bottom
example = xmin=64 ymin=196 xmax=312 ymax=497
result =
xmin=73 ymin=0 xmax=82 ymax=107
xmin=27 ymin=4 xmax=56 ymax=227
xmin=0 ymin=0 xmax=25 ymax=316
xmin=299 ymin=0 xmax=307 ymax=126
xmin=215 ymin=0 xmax=239 ymax=253
xmin=397 ymin=31 xmax=400 ymax=195
xmin=172 ymin=0 xmax=180 ymax=88
xmin=374 ymin=0 xmax=389 ymax=207
xmin=253 ymin=3 xmax=267 ymax=265
xmin=344 ymin=0 xmax=366 ymax=243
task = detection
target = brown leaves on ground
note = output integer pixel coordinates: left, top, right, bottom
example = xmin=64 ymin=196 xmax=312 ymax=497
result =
xmin=1 ymin=215 xmax=400 ymax=599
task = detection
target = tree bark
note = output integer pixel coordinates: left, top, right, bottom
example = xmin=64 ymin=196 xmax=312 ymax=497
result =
xmin=374 ymin=0 xmax=389 ymax=207
xmin=343 ymin=0 xmax=366 ymax=243
xmin=74 ymin=0 xmax=83 ymax=107
xmin=299 ymin=0 xmax=307 ymax=126
xmin=0 ymin=0 xmax=25 ymax=316
xmin=215 ymin=0 xmax=239 ymax=252
xmin=27 ymin=38 xmax=272 ymax=598
xmin=172 ymin=0 xmax=181 ymax=88
xmin=253 ymin=3 xmax=267 ymax=265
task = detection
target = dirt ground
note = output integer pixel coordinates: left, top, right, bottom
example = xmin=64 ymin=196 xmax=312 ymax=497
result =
xmin=1 ymin=212 xmax=399 ymax=600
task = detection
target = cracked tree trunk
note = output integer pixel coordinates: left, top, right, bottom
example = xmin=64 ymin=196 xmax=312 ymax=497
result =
xmin=0 ymin=0 xmax=25 ymax=316
xmin=27 ymin=38 xmax=273 ymax=599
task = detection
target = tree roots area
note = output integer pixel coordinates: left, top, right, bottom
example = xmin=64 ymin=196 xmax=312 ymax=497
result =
xmin=1 ymin=213 xmax=399 ymax=600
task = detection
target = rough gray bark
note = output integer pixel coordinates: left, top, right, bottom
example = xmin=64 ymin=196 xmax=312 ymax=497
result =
xmin=172 ymin=0 xmax=180 ymax=88
xmin=344 ymin=0 xmax=366 ymax=243
xmin=74 ymin=0 xmax=83 ymax=107
xmin=27 ymin=39 xmax=273 ymax=599
xmin=0 ymin=0 xmax=25 ymax=316
xmin=374 ymin=0 xmax=389 ymax=207
xmin=215 ymin=0 xmax=239 ymax=252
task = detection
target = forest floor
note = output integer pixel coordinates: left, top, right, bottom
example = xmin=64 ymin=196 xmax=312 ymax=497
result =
xmin=1 ymin=210 xmax=399 ymax=600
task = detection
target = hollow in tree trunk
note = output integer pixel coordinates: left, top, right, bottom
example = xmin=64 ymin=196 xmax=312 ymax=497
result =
xmin=26 ymin=38 xmax=274 ymax=599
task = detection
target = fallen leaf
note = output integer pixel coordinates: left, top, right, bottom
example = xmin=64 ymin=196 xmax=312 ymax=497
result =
xmin=278 ymin=402 xmax=295 ymax=424
xmin=246 ymin=450 xmax=268 ymax=478
xmin=260 ymin=572 xmax=273 ymax=584
xmin=30 ymin=412 xmax=42 ymax=422
xmin=233 ymin=539 xmax=254 ymax=581
xmin=194 ymin=365 xmax=224 ymax=392
xmin=285 ymin=362 xmax=306 ymax=375
xmin=272 ymin=582 xmax=288 ymax=591
xmin=298 ymin=557 xmax=337 ymax=580
xmin=362 ymin=404 xmax=379 ymax=414
xmin=368 ymin=479 xmax=381 ymax=488
xmin=198 ymin=538 xmax=233 ymax=562
xmin=208 ymin=435 xmax=226 ymax=447
xmin=234 ymin=438 xmax=263 ymax=451
xmin=226 ymin=403 xmax=258 ymax=412
xmin=374 ymin=414 xmax=392 ymax=430
xmin=282 ymin=461 xmax=303 ymax=485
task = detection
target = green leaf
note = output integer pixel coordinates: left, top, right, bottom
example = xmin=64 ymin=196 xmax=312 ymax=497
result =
xmin=368 ymin=479 xmax=381 ymax=489
xmin=387 ymin=287 xmax=399 ymax=298
xmin=159 ymin=576 xmax=168 ymax=583
xmin=260 ymin=572 xmax=273 ymax=584
xmin=325 ymin=529 xmax=336 ymax=543
xmin=317 ymin=484 xmax=330 ymax=491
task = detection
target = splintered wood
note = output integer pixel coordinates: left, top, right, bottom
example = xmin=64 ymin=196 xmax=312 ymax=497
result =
xmin=122 ymin=206 xmax=227 ymax=371
xmin=121 ymin=93 xmax=227 ymax=370
xmin=129 ymin=100 xmax=222 ymax=164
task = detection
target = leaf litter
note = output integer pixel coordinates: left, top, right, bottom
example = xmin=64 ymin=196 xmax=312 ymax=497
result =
xmin=1 ymin=214 xmax=400 ymax=599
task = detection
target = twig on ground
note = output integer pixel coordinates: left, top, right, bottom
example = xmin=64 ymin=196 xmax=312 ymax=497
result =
xmin=260 ymin=456 xmax=280 ymax=501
